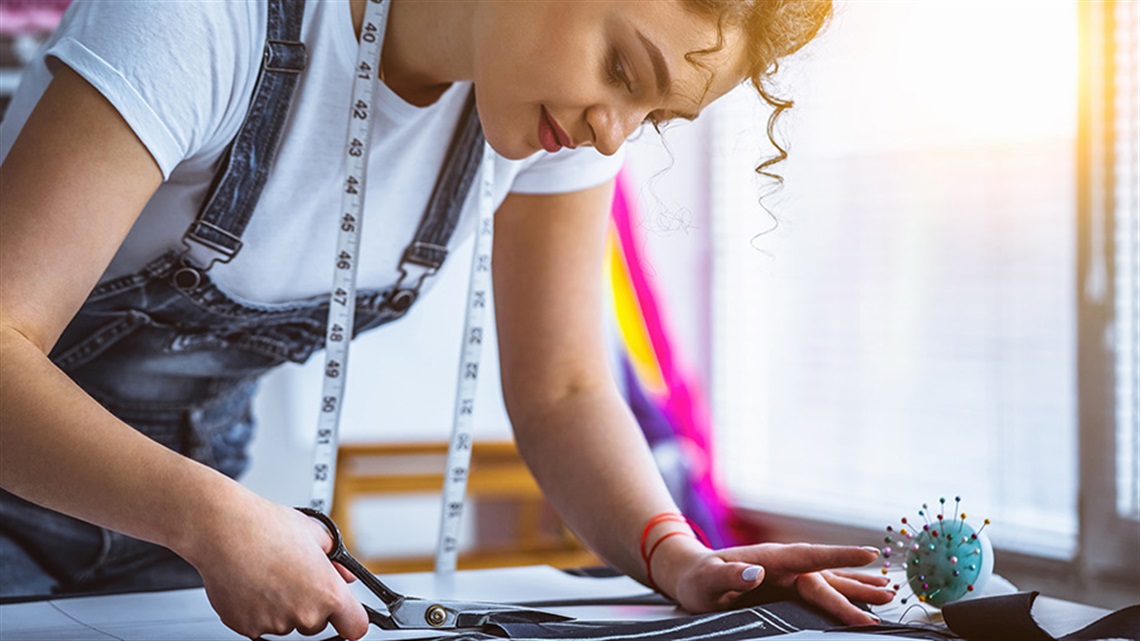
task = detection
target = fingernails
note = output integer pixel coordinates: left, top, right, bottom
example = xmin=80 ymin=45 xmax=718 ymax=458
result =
xmin=741 ymin=565 xmax=762 ymax=582
xmin=867 ymin=614 xmax=881 ymax=624
xmin=861 ymin=546 xmax=881 ymax=556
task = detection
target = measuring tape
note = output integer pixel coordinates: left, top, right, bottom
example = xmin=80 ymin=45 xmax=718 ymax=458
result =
xmin=308 ymin=0 xmax=495 ymax=577
xmin=309 ymin=0 xmax=390 ymax=513
xmin=434 ymin=146 xmax=495 ymax=573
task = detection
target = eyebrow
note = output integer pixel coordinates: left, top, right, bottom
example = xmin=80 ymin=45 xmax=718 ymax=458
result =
xmin=635 ymin=29 xmax=700 ymax=122
xmin=636 ymin=29 xmax=671 ymax=100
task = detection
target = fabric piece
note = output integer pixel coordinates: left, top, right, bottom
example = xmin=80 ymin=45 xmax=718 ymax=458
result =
xmin=398 ymin=603 xmax=955 ymax=641
xmin=942 ymin=591 xmax=1140 ymax=641
xmin=467 ymin=605 xmax=838 ymax=640
xmin=374 ymin=589 xmax=1140 ymax=641
xmin=942 ymin=592 xmax=1053 ymax=641
xmin=0 ymin=0 xmax=623 ymax=305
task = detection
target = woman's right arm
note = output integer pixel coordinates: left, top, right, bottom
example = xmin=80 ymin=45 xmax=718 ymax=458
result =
xmin=0 ymin=66 xmax=368 ymax=640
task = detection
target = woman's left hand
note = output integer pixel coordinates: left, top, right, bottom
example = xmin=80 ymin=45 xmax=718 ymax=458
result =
xmin=658 ymin=537 xmax=895 ymax=625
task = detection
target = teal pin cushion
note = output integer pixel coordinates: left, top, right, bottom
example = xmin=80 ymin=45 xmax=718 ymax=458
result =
xmin=882 ymin=497 xmax=993 ymax=607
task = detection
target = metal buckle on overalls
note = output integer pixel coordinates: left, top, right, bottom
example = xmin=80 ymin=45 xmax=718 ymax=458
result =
xmin=387 ymin=262 xmax=437 ymax=313
xmin=173 ymin=223 xmax=244 ymax=290
xmin=263 ymin=39 xmax=308 ymax=73
xmin=386 ymin=242 xmax=448 ymax=312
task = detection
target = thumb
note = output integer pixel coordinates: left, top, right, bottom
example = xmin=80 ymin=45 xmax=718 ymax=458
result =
xmin=696 ymin=562 xmax=766 ymax=593
xmin=683 ymin=562 xmax=766 ymax=612
xmin=732 ymin=563 xmax=766 ymax=590
xmin=711 ymin=563 xmax=765 ymax=610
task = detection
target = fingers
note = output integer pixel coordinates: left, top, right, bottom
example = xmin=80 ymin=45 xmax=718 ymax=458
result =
xmin=794 ymin=572 xmax=881 ymax=626
xmin=762 ymin=544 xmax=880 ymax=575
xmin=204 ymin=504 xmax=370 ymax=640
xmin=821 ymin=570 xmax=896 ymax=605
xmin=299 ymin=512 xmax=336 ymax=555
xmin=282 ymin=583 xmax=370 ymax=640
xmin=829 ymin=569 xmax=891 ymax=587
xmin=333 ymin=561 xmax=358 ymax=583
xmin=327 ymin=595 xmax=370 ymax=641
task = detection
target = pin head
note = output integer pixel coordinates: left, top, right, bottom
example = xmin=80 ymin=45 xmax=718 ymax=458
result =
xmin=893 ymin=499 xmax=994 ymax=607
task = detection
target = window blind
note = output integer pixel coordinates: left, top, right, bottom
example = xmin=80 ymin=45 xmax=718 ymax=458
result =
xmin=710 ymin=0 xmax=1080 ymax=557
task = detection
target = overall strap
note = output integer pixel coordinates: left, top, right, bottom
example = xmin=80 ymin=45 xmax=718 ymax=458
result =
xmin=387 ymin=90 xmax=486 ymax=312
xmin=180 ymin=0 xmax=308 ymax=274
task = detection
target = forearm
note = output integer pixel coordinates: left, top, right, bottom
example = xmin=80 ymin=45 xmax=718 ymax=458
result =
xmin=508 ymin=384 xmax=705 ymax=592
xmin=0 ymin=325 xmax=245 ymax=561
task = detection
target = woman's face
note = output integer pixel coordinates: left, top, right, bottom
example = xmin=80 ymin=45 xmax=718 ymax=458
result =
xmin=472 ymin=1 xmax=746 ymax=160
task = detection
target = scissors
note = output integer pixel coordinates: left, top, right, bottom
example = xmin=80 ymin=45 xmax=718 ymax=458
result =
xmin=297 ymin=507 xmax=574 ymax=632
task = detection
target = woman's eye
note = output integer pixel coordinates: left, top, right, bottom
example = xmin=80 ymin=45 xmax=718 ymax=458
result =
xmin=606 ymin=51 xmax=633 ymax=93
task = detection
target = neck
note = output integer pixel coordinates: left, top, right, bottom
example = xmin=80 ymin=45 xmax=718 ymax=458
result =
xmin=351 ymin=0 xmax=476 ymax=107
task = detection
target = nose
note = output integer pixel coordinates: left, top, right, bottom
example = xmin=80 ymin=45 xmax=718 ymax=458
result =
xmin=586 ymin=104 xmax=645 ymax=156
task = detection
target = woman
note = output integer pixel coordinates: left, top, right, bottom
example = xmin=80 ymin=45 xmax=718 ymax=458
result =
xmin=0 ymin=1 xmax=895 ymax=639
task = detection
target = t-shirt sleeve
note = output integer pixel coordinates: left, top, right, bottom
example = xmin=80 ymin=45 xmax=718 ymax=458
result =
xmin=42 ymin=1 xmax=259 ymax=178
xmin=509 ymin=145 xmax=625 ymax=195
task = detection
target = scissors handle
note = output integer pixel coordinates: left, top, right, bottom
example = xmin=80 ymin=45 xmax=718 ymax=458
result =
xmin=297 ymin=507 xmax=404 ymax=606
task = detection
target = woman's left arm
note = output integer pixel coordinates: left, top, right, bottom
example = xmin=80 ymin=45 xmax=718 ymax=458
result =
xmin=492 ymin=180 xmax=894 ymax=624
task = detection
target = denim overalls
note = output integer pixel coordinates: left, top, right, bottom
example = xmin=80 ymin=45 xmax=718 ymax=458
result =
xmin=0 ymin=0 xmax=484 ymax=597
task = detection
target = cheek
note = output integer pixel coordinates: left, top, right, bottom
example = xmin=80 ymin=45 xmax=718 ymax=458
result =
xmin=473 ymin=87 xmax=536 ymax=160
xmin=468 ymin=6 xmax=604 ymax=159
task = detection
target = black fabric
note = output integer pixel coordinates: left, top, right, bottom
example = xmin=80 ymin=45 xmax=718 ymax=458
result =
xmin=375 ymin=602 xmax=952 ymax=641
xmin=942 ymin=592 xmax=1055 ymax=641
xmin=457 ymin=605 xmax=833 ymax=640
xmin=405 ymin=594 xmax=1140 ymax=641
xmin=942 ymin=591 xmax=1140 ymax=641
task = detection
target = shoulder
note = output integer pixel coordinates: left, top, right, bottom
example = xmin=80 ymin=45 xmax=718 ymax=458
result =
xmin=45 ymin=0 xmax=263 ymax=98
xmin=38 ymin=0 xmax=265 ymax=176
xmin=48 ymin=1 xmax=261 ymax=64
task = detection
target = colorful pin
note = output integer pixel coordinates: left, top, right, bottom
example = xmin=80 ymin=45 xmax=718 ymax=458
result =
xmin=878 ymin=498 xmax=993 ymax=607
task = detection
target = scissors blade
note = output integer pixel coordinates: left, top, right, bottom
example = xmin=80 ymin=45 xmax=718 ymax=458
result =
xmin=387 ymin=597 xmax=572 ymax=630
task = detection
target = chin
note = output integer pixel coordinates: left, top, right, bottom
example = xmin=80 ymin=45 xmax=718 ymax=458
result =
xmin=482 ymin=130 xmax=539 ymax=161
xmin=475 ymin=107 xmax=540 ymax=160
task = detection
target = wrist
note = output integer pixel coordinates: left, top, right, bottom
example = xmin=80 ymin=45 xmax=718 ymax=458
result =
xmin=639 ymin=511 xmax=712 ymax=595
xmin=161 ymin=463 xmax=253 ymax=566
xmin=648 ymin=533 xmax=710 ymax=600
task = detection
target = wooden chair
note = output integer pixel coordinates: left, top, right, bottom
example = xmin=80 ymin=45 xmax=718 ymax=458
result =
xmin=331 ymin=441 xmax=599 ymax=573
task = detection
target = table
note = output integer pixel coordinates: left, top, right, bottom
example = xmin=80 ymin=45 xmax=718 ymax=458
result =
xmin=0 ymin=566 xmax=1111 ymax=641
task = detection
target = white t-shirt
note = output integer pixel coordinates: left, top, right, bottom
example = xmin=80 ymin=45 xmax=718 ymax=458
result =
xmin=0 ymin=0 xmax=623 ymax=304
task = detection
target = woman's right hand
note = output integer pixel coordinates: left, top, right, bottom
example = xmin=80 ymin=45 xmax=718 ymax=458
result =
xmin=178 ymin=495 xmax=370 ymax=640
xmin=0 ymin=64 xmax=366 ymax=640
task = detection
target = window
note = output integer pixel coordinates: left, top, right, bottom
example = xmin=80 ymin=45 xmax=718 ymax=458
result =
xmin=710 ymin=0 xmax=1136 ymax=569
xmin=1076 ymin=0 xmax=1140 ymax=581
xmin=1110 ymin=0 xmax=1138 ymax=524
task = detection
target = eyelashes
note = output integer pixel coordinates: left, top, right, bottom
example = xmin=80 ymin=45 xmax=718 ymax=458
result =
xmin=606 ymin=49 xmax=634 ymax=93
xmin=605 ymin=48 xmax=661 ymax=129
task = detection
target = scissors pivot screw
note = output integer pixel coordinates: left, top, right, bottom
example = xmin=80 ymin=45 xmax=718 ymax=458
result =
xmin=426 ymin=605 xmax=448 ymax=627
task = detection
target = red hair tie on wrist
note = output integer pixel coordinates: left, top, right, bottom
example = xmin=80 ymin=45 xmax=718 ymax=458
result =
xmin=639 ymin=512 xmax=712 ymax=591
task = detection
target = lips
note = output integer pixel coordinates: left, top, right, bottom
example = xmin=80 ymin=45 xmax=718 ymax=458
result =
xmin=539 ymin=106 xmax=572 ymax=152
